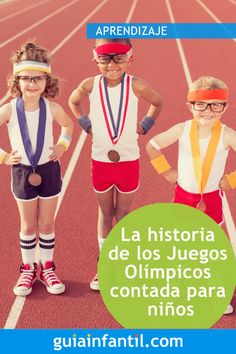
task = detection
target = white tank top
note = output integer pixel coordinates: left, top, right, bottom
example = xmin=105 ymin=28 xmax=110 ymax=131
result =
xmin=8 ymin=97 xmax=53 ymax=166
xmin=178 ymin=120 xmax=229 ymax=193
xmin=89 ymin=74 xmax=139 ymax=162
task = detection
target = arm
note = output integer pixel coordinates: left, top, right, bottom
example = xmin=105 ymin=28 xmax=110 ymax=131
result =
xmin=68 ymin=77 xmax=94 ymax=134
xmin=219 ymin=126 xmax=236 ymax=191
xmin=0 ymin=103 xmax=21 ymax=165
xmin=146 ymin=123 xmax=184 ymax=184
xmin=132 ymin=77 xmax=163 ymax=134
xmin=49 ymin=102 xmax=74 ymax=161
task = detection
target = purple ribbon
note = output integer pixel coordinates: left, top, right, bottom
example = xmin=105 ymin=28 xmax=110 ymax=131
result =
xmin=16 ymin=97 xmax=46 ymax=168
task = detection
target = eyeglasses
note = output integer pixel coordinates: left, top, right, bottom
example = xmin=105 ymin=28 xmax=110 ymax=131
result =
xmin=17 ymin=75 xmax=48 ymax=84
xmin=191 ymin=101 xmax=226 ymax=113
xmin=95 ymin=54 xmax=129 ymax=65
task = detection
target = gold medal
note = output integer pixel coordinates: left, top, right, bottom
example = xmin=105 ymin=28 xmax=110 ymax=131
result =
xmin=28 ymin=170 xmax=42 ymax=186
xmin=108 ymin=150 xmax=120 ymax=162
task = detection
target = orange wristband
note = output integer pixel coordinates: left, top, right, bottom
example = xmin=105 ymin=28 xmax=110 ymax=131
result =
xmin=151 ymin=154 xmax=171 ymax=174
xmin=225 ymin=171 xmax=236 ymax=189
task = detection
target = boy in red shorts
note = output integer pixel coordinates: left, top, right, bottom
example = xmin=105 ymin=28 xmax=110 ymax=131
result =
xmin=146 ymin=76 xmax=236 ymax=315
xmin=69 ymin=38 xmax=163 ymax=290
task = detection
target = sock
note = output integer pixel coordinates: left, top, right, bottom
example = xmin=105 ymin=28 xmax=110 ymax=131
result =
xmin=20 ymin=233 xmax=36 ymax=267
xmin=39 ymin=232 xmax=55 ymax=267
xmin=98 ymin=236 xmax=105 ymax=251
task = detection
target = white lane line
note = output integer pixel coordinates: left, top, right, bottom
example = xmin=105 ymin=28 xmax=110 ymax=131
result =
xmin=165 ymin=0 xmax=236 ymax=254
xmin=228 ymin=0 xmax=236 ymax=4
xmin=0 ymin=0 xmax=81 ymax=49
xmin=0 ymin=0 xmax=51 ymax=24
xmin=196 ymin=0 xmax=236 ymax=43
xmin=4 ymin=0 xmax=138 ymax=329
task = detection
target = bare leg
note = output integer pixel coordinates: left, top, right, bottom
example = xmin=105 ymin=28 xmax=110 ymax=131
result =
xmin=95 ymin=187 xmax=115 ymax=238
xmin=115 ymin=190 xmax=136 ymax=222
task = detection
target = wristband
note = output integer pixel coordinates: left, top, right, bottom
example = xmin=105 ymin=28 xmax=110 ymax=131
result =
xmin=225 ymin=171 xmax=236 ymax=189
xmin=151 ymin=154 xmax=171 ymax=174
xmin=140 ymin=116 xmax=155 ymax=134
xmin=57 ymin=134 xmax=72 ymax=151
xmin=149 ymin=138 xmax=161 ymax=150
xmin=77 ymin=115 xmax=92 ymax=133
xmin=0 ymin=148 xmax=7 ymax=164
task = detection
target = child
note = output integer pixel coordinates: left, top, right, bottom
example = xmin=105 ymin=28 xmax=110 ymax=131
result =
xmin=69 ymin=38 xmax=163 ymax=290
xmin=0 ymin=42 xmax=73 ymax=296
xmin=146 ymin=76 xmax=235 ymax=314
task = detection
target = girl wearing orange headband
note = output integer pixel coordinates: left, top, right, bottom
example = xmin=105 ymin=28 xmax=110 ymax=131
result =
xmin=69 ymin=38 xmax=163 ymax=291
xmin=146 ymin=76 xmax=236 ymax=315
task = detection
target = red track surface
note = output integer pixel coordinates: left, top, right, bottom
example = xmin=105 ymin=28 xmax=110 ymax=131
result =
xmin=0 ymin=0 xmax=235 ymax=329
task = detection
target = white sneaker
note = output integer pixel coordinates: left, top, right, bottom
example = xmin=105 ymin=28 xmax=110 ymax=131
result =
xmin=224 ymin=304 xmax=233 ymax=315
xmin=90 ymin=274 xmax=99 ymax=290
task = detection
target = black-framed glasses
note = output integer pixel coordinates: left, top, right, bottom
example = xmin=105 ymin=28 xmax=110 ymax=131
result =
xmin=17 ymin=75 xmax=49 ymax=84
xmin=191 ymin=101 xmax=226 ymax=113
xmin=96 ymin=53 xmax=129 ymax=65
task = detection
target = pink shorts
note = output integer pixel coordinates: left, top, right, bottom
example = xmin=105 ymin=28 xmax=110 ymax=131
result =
xmin=173 ymin=184 xmax=224 ymax=224
xmin=92 ymin=159 xmax=139 ymax=193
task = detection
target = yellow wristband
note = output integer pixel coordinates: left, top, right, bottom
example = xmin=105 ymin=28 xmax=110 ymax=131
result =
xmin=57 ymin=140 xmax=69 ymax=151
xmin=150 ymin=154 xmax=171 ymax=174
xmin=0 ymin=149 xmax=7 ymax=164
xmin=226 ymin=171 xmax=236 ymax=189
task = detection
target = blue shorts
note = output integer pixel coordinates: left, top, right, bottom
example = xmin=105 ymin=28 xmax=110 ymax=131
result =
xmin=11 ymin=161 xmax=62 ymax=201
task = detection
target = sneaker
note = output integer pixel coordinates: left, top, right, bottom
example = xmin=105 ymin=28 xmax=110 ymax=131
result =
xmin=13 ymin=263 xmax=37 ymax=296
xmin=40 ymin=261 xmax=65 ymax=294
xmin=224 ymin=304 xmax=234 ymax=315
xmin=90 ymin=274 xmax=99 ymax=290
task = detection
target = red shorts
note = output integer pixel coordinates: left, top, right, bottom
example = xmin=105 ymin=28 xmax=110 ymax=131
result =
xmin=173 ymin=184 xmax=224 ymax=224
xmin=92 ymin=159 xmax=139 ymax=193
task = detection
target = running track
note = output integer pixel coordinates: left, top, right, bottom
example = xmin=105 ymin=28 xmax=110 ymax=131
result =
xmin=0 ymin=0 xmax=235 ymax=329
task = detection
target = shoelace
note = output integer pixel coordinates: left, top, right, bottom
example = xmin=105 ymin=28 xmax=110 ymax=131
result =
xmin=42 ymin=267 xmax=61 ymax=286
xmin=16 ymin=269 xmax=35 ymax=288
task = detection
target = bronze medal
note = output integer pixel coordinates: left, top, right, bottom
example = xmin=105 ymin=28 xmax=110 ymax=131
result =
xmin=196 ymin=199 xmax=206 ymax=212
xmin=108 ymin=150 xmax=120 ymax=162
xmin=28 ymin=171 xmax=42 ymax=186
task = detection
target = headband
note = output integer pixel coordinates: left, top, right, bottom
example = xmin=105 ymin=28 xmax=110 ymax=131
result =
xmin=187 ymin=89 xmax=228 ymax=101
xmin=94 ymin=43 xmax=132 ymax=55
xmin=13 ymin=60 xmax=52 ymax=74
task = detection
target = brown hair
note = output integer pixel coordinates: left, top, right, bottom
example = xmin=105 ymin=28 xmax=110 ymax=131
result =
xmin=7 ymin=42 xmax=59 ymax=98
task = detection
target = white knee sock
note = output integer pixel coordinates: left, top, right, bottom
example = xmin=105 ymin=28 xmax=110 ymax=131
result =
xmin=20 ymin=233 xmax=36 ymax=266
xmin=39 ymin=232 xmax=55 ymax=267
xmin=98 ymin=236 xmax=106 ymax=251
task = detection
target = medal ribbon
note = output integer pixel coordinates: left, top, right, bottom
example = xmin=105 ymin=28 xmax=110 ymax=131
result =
xmin=190 ymin=119 xmax=222 ymax=193
xmin=16 ymin=97 xmax=46 ymax=168
xmin=99 ymin=73 xmax=130 ymax=145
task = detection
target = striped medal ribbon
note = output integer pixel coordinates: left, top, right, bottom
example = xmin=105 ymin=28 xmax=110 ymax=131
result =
xmin=190 ymin=119 xmax=222 ymax=211
xmin=99 ymin=73 xmax=130 ymax=162
xmin=16 ymin=97 xmax=46 ymax=186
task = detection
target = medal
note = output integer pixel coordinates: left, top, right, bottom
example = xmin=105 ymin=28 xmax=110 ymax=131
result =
xmin=16 ymin=97 xmax=46 ymax=184
xmin=196 ymin=198 xmax=206 ymax=211
xmin=190 ymin=119 xmax=222 ymax=210
xmin=28 ymin=169 xmax=42 ymax=186
xmin=108 ymin=150 xmax=120 ymax=162
xmin=99 ymin=74 xmax=130 ymax=162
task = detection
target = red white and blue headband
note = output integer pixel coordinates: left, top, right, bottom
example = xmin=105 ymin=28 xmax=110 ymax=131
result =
xmin=13 ymin=60 xmax=52 ymax=74
xmin=93 ymin=43 xmax=133 ymax=58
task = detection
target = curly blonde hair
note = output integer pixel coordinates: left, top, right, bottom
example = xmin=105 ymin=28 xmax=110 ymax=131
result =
xmin=7 ymin=42 xmax=59 ymax=98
